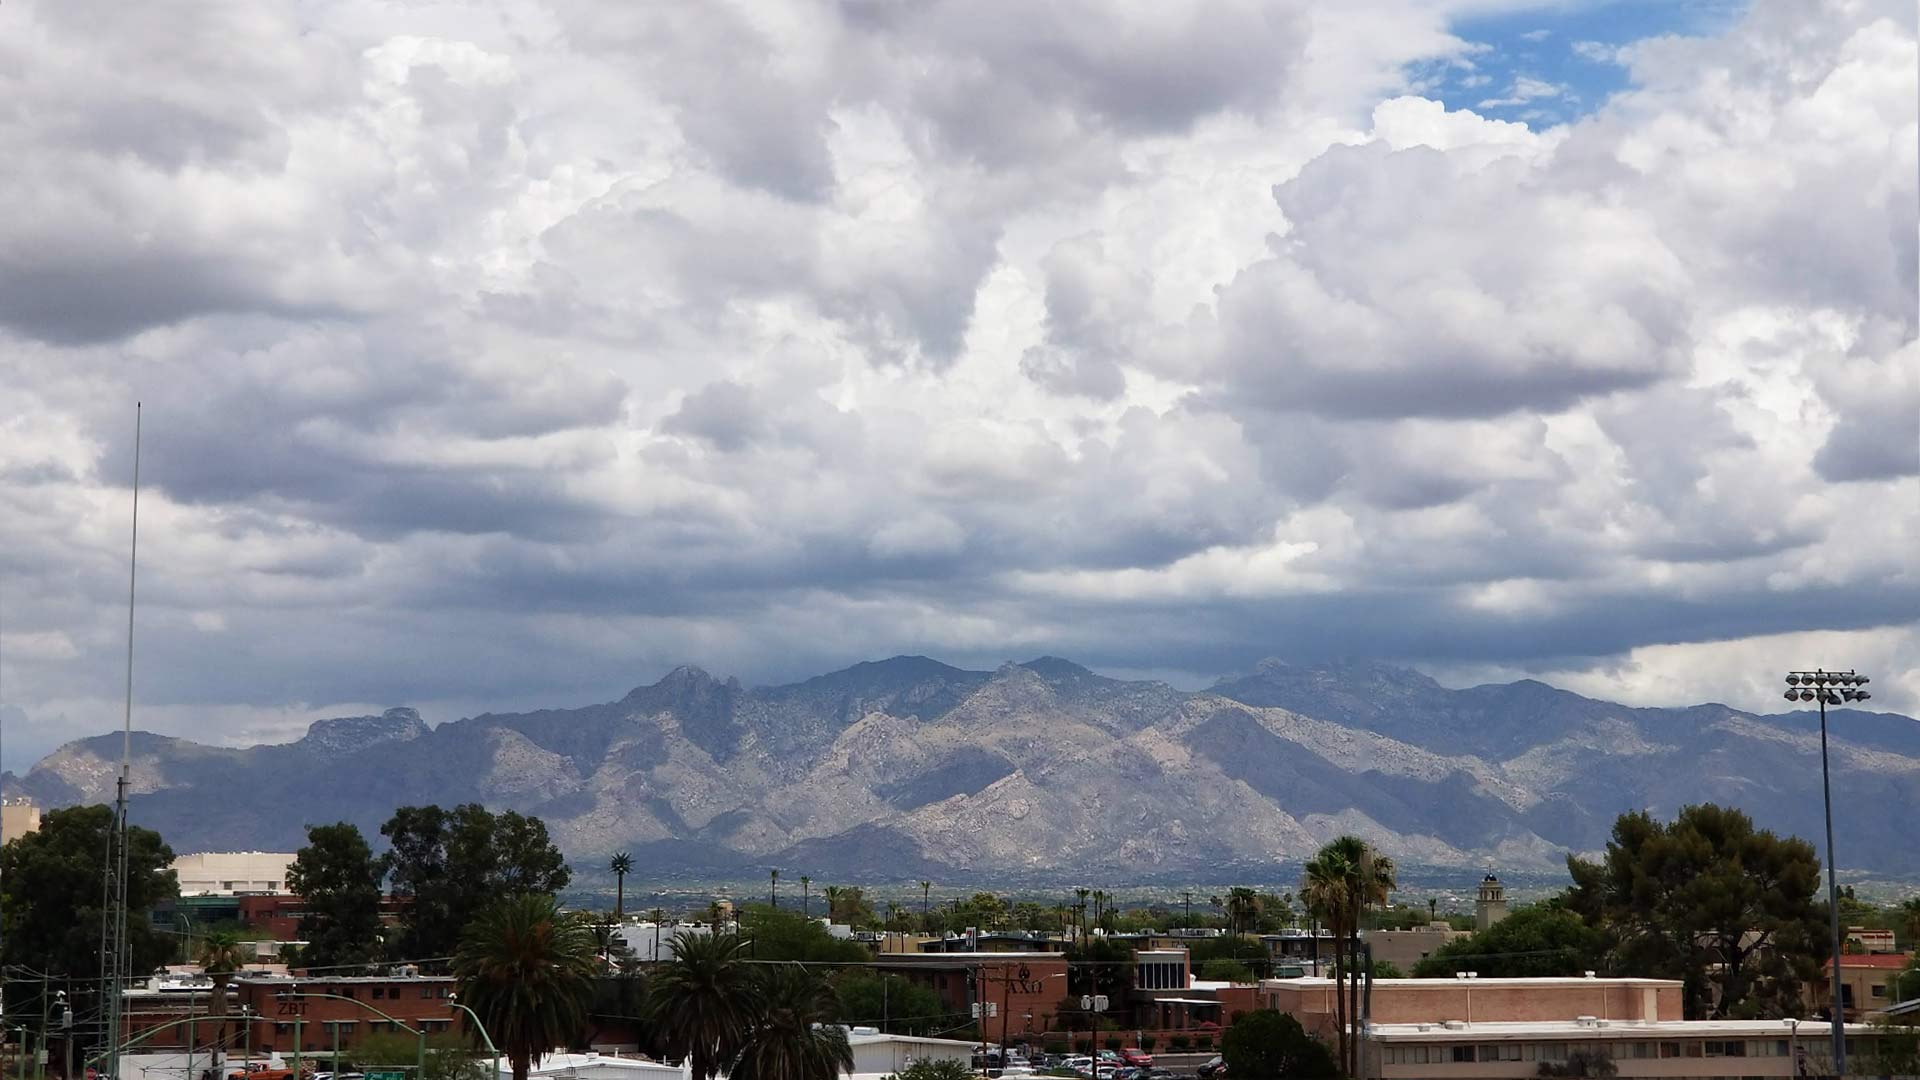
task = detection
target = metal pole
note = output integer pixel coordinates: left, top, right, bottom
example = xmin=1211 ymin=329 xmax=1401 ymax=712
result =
xmin=330 ymin=1020 xmax=339 ymax=1080
xmin=292 ymin=1017 xmax=302 ymax=1080
xmin=1818 ymin=687 xmax=1844 ymax=1076
xmin=37 ymin=977 xmax=48 ymax=1080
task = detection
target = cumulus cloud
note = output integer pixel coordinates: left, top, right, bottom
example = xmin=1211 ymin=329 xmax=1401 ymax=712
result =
xmin=0 ymin=0 xmax=1914 ymax=769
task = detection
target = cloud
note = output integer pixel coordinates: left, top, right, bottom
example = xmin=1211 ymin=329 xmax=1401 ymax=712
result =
xmin=0 ymin=0 xmax=1914 ymax=766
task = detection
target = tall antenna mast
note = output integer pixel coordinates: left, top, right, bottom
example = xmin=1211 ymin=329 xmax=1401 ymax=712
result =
xmin=99 ymin=403 xmax=140 ymax=1080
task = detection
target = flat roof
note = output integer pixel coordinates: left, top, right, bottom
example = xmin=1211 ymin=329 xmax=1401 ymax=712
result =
xmin=236 ymin=974 xmax=452 ymax=983
xmin=1266 ymin=976 xmax=1682 ymax=989
xmin=847 ymin=1033 xmax=979 ymax=1049
xmin=876 ymin=951 xmax=1065 ymax=962
xmin=1370 ymin=1019 xmax=1875 ymax=1041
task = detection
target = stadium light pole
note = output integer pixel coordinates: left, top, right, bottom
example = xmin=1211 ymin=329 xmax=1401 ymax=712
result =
xmin=1783 ymin=668 xmax=1870 ymax=1077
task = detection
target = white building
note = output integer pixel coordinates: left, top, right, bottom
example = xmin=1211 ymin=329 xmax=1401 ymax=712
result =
xmin=496 ymin=1054 xmax=687 ymax=1080
xmin=846 ymin=1030 xmax=976 ymax=1077
xmin=1368 ymin=1017 xmax=1891 ymax=1078
xmin=613 ymin=922 xmax=722 ymax=963
xmin=172 ymin=852 xmax=295 ymax=895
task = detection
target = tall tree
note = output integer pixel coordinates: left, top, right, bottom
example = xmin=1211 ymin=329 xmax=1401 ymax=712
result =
xmin=197 ymin=929 xmax=250 ymax=1058
xmin=731 ymin=964 xmax=852 ymax=1080
xmin=610 ymin=853 xmax=633 ymax=921
xmin=382 ymin=804 xmax=571 ymax=963
xmin=452 ymin=894 xmax=598 ymax=1080
xmin=1413 ymin=905 xmax=1608 ymax=978
xmin=1301 ymin=835 xmax=1395 ymax=1079
xmin=799 ymin=876 xmax=811 ymax=918
xmin=648 ymin=932 xmax=760 ymax=1080
xmin=287 ymin=822 xmax=384 ymax=971
xmin=1226 ymin=887 xmax=1262 ymax=936
xmin=1566 ymin=803 xmax=1823 ymax=1019
xmin=0 ymin=805 xmax=177 ymax=1029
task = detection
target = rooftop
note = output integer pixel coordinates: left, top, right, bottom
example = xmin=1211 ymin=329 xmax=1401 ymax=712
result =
xmin=1834 ymin=953 xmax=1914 ymax=969
xmin=1369 ymin=1019 xmax=1874 ymax=1041
xmin=1266 ymin=975 xmax=1682 ymax=989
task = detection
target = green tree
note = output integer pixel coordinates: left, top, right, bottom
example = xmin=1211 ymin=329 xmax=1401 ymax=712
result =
xmin=610 ymin=853 xmax=633 ymax=921
xmin=1220 ymin=1009 xmax=1338 ymax=1080
xmin=354 ymin=1032 xmax=488 ymax=1080
xmin=737 ymin=904 xmax=871 ymax=963
xmin=953 ymin=892 xmax=1011 ymax=932
xmin=0 ymin=805 xmax=178 ymax=1026
xmin=832 ymin=973 xmax=948 ymax=1035
xmin=1301 ymin=835 xmax=1395 ymax=1079
xmin=887 ymin=1060 xmax=973 ymax=1080
xmin=731 ymin=964 xmax=852 ymax=1080
xmin=382 ymin=804 xmax=571 ymax=963
xmin=1536 ymin=1050 xmax=1617 ymax=1077
xmin=1899 ymin=898 xmax=1920 ymax=948
xmin=287 ymin=821 xmax=384 ymax=971
xmin=1412 ymin=906 xmax=1607 ymax=978
xmin=1566 ymin=803 xmax=1823 ymax=1018
xmin=1198 ymin=958 xmax=1255 ymax=983
xmin=1190 ymin=935 xmax=1271 ymax=978
xmin=197 ymin=928 xmax=250 ymax=1051
xmin=452 ymin=894 xmax=598 ymax=1080
xmin=1370 ymin=961 xmax=1405 ymax=979
xmin=648 ymin=932 xmax=761 ymax=1080
xmin=1066 ymin=936 xmax=1133 ymax=1004
xmin=1225 ymin=888 xmax=1262 ymax=936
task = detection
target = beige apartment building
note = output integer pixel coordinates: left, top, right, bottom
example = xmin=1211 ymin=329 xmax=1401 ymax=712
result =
xmin=1368 ymin=1017 xmax=1880 ymax=1078
xmin=1 ymin=798 xmax=41 ymax=842
xmin=171 ymin=851 xmax=295 ymax=895
xmin=1265 ymin=974 xmax=1685 ymax=1034
xmin=1365 ymin=922 xmax=1469 ymax=973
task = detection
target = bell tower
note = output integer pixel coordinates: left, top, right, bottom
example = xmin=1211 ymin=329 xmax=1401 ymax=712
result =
xmin=1475 ymin=872 xmax=1508 ymax=932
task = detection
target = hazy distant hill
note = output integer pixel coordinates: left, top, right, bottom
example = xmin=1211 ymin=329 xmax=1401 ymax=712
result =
xmin=9 ymin=658 xmax=1917 ymax=880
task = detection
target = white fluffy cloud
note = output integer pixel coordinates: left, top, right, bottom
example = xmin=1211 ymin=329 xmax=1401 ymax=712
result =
xmin=0 ymin=0 xmax=1913 ymax=766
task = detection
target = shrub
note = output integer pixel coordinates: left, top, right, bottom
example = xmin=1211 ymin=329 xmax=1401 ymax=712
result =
xmin=889 ymin=1060 xmax=976 ymax=1080
xmin=1044 ymin=1041 xmax=1068 ymax=1057
xmin=1196 ymin=1035 xmax=1214 ymax=1050
xmin=1075 ymin=1039 xmax=1092 ymax=1054
xmin=1141 ymin=1036 xmax=1157 ymax=1052
xmin=1169 ymin=1036 xmax=1190 ymax=1051
xmin=1105 ymin=1038 xmax=1122 ymax=1051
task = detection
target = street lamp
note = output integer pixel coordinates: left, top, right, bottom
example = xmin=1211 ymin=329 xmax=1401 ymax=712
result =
xmin=445 ymin=993 xmax=501 ymax=1080
xmin=1783 ymin=668 xmax=1871 ymax=1078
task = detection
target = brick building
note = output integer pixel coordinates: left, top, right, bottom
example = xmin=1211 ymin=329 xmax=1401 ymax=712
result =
xmin=873 ymin=952 xmax=1071 ymax=1041
xmin=233 ymin=975 xmax=467 ymax=1056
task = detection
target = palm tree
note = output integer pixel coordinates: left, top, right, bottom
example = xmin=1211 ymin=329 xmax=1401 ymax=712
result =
xmin=1301 ymin=836 xmax=1397 ymax=1079
xmin=1226 ymin=887 xmax=1261 ymax=936
xmin=799 ymin=876 xmax=811 ymax=917
xmin=1075 ymin=888 xmax=1092 ymax=940
xmin=731 ymin=964 xmax=852 ymax=1080
xmin=648 ymin=931 xmax=761 ymax=1080
xmin=453 ymin=893 xmax=599 ymax=1080
xmin=920 ymin=880 xmax=932 ymax=922
xmin=822 ymin=885 xmax=845 ymax=924
xmin=769 ymin=868 xmax=780 ymax=909
xmin=610 ymin=853 xmax=634 ymax=921
xmin=197 ymin=929 xmax=249 ymax=1058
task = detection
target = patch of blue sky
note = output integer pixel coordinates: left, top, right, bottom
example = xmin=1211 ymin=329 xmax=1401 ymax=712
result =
xmin=1407 ymin=0 xmax=1749 ymax=128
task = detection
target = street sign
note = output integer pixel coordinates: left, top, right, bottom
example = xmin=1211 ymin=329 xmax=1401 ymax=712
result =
xmin=1080 ymin=995 xmax=1092 ymax=1010
xmin=1094 ymin=995 xmax=1109 ymax=1012
xmin=367 ymin=1071 xmax=407 ymax=1080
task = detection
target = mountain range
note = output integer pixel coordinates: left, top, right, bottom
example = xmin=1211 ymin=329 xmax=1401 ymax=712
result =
xmin=7 ymin=657 xmax=1918 ymax=882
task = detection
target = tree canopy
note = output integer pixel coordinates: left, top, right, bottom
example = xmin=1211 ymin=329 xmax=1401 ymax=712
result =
xmin=737 ymin=904 xmax=871 ymax=963
xmin=452 ymin=893 xmax=598 ymax=1080
xmin=287 ymin=821 xmax=385 ymax=971
xmin=832 ymin=972 xmax=949 ymax=1035
xmin=1220 ymin=1009 xmax=1338 ymax=1080
xmin=1566 ymin=803 xmax=1824 ymax=1019
xmin=1413 ymin=905 xmax=1608 ymax=978
xmin=0 ymin=805 xmax=177 ymax=1020
xmin=381 ymin=804 xmax=570 ymax=963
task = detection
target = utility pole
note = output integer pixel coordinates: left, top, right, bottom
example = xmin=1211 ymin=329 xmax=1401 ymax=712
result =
xmin=99 ymin=403 xmax=141 ymax=1080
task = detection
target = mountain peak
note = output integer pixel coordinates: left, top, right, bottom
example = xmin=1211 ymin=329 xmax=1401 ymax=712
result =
xmin=301 ymin=709 xmax=430 ymax=754
xmin=1018 ymin=656 xmax=1095 ymax=679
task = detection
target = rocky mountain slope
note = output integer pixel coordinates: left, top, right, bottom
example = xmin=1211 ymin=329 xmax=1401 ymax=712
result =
xmin=9 ymin=658 xmax=1918 ymax=879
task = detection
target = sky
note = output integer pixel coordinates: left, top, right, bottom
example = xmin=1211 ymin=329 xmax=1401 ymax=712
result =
xmin=0 ymin=0 xmax=1915 ymax=771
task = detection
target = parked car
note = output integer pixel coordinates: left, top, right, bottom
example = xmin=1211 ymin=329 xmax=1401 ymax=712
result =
xmin=1195 ymin=1056 xmax=1226 ymax=1080
xmin=1119 ymin=1049 xmax=1153 ymax=1068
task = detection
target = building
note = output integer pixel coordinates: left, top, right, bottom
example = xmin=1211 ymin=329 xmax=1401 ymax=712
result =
xmin=1261 ymin=928 xmax=1337 ymax=974
xmin=1474 ymin=875 xmax=1508 ymax=933
xmin=2 ymin=797 xmax=41 ymax=842
xmin=1367 ymin=1017 xmax=1888 ymax=1078
xmin=613 ymin=920 xmax=727 ymax=963
xmin=1846 ymin=926 xmax=1900 ymax=954
xmin=493 ymin=1053 xmax=687 ymax=1080
xmin=232 ymin=893 xmax=410 ymax=944
xmin=1364 ymin=923 xmax=1469 ymax=973
xmin=233 ymin=974 xmax=467 ymax=1056
xmin=845 ymin=1030 xmax=976 ymax=1074
xmin=173 ymin=853 xmax=296 ymax=896
xmin=1810 ymin=952 xmax=1916 ymax=1020
xmin=1265 ymin=974 xmax=1684 ymax=1043
xmin=872 ymin=952 xmax=1070 ymax=1038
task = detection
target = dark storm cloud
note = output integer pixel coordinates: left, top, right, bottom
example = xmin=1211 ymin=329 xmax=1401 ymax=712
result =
xmin=0 ymin=0 xmax=1915 ymax=750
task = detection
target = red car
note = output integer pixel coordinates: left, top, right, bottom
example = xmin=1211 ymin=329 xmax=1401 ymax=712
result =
xmin=1119 ymin=1049 xmax=1153 ymax=1067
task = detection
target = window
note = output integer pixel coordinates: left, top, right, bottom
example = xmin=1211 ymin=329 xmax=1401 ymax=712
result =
xmin=1659 ymin=1042 xmax=1682 ymax=1059
xmin=1452 ymin=1046 xmax=1474 ymax=1063
xmin=1870 ymin=984 xmax=1887 ymax=999
xmin=275 ymin=1024 xmax=293 ymax=1035
xmin=371 ymin=987 xmax=385 ymax=999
